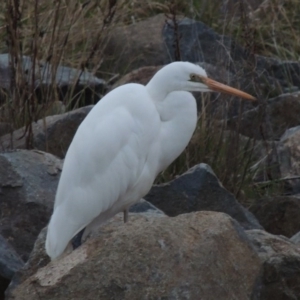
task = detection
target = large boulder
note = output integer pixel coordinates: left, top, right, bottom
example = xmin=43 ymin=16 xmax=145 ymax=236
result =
xmin=0 ymin=150 xmax=62 ymax=299
xmin=247 ymin=229 xmax=300 ymax=300
xmin=6 ymin=212 xmax=262 ymax=300
xmin=0 ymin=150 xmax=62 ymax=262
xmin=145 ymin=163 xmax=262 ymax=230
xmin=102 ymin=14 xmax=168 ymax=74
xmin=1 ymin=106 xmax=93 ymax=158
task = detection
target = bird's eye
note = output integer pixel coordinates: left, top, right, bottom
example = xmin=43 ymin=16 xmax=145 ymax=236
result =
xmin=190 ymin=74 xmax=197 ymax=81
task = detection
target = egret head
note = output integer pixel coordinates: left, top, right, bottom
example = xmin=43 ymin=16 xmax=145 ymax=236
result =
xmin=152 ymin=61 xmax=256 ymax=101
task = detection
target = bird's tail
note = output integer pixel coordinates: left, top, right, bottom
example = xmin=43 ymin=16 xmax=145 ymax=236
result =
xmin=45 ymin=204 xmax=84 ymax=260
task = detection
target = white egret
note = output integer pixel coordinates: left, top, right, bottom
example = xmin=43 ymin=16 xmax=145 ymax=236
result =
xmin=45 ymin=61 xmax=256 ymax=260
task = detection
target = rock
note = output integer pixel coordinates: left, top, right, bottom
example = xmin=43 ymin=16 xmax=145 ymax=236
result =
xmin=145 ymin=163 xmax=262 ymax=230
xmin=227 ymin=92 xmax=300 ymax=140
xmin=102 ymin=14 xmax=168 ymax=74
xmin=0 ymin=54 xmax=107 ymax=106
xmin=249 ymin=196 xmax=300 ymax=238
xmin=0 ymin=149 xmax=62 ymax=298
xmin=0 ymin=235 xmax=24 ymax=280
xmin=129 ymin=199 xmax=165 ymax=217
xmin=6 ymin=212 xmax=262 ymax=300
xmin=255 ymin=56 xmax=300 ymax=95
xmin=5 ymin=228 xmax=50 ymax=299
xmin=246 ymin=229 xmax=300 ymax=300
xmin=277 ymin=125 xmax=300 ymax=193
xmin=0 ymin=235 xmax=24 ymax=300
xmin=0 ymin=150 xmax=62 ymax=262
xmin=163 ymin=18 xmax=249 ymax=75
xmin=291 ymin=231 xmax=300 ymax=245
xmin=1 ymin=106 xmax=93 ymax=158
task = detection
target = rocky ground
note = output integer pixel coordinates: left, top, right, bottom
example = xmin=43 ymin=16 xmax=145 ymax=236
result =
xmin=1 ymin=12 xmax=300 ymax=300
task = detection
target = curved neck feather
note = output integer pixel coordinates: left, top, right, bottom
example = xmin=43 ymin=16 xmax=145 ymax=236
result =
xmin=146 ymin=81 xmax=169 ymax=102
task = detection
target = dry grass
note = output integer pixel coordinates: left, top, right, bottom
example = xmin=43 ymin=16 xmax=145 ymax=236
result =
xmin=1 ymin=0 xmax=299 ymax=66
xmin=246 ymin=0 xmax=300 ymax=60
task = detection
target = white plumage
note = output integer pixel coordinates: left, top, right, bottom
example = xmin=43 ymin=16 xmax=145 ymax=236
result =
xmin=46 ymin=62 xmax=255 ymax=259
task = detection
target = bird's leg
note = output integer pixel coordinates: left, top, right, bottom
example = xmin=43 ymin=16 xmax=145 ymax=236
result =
xmin=123 ymin=208 xmax=129 ymax=223
xmin=71 ymin=227 xmax=86 ymax=250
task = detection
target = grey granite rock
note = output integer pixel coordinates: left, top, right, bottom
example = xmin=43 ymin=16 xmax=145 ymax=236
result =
xmin=145 ymin=163 xmax=262 ymax=230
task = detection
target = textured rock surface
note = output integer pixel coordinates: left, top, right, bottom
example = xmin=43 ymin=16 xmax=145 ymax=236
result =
xmin=0 ymin=235 xmax=24 ymax=280
xmin=6 ymin=212 xmax=261 ymax=300
xmin=250 ymin=196 xmax=300 ymax=238
xmin=5 ymin=228 xmax=50 ymax=299
xmin=129 ymin=198 xmax=165 ymax=216
xmin=145 ymin=163 xmax=262 ymax=230
xmin=102 ymin=14 xmax=168 ymax=74
xmin=0 ymin=150 xmax=62 ymax=261
xmin=0 ymin=106 xmax=93 ymax=158
xmin=247 ymin=229 xmax=300 ymax=300
xmin=227 ymin=92 xmax=300 ymax=140
xmin=277 ymin=126 xmax=300 ymax=193
xmin=0 ymin=235 xmax=24 ymax=300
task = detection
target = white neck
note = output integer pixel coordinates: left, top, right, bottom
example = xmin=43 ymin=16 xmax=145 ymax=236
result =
xmin=147 ymin=89 xmax=198 ymax=175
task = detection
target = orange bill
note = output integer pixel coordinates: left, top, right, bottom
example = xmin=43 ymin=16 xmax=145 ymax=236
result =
xmin=197 ymin=75 xmax=256 ymax=101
